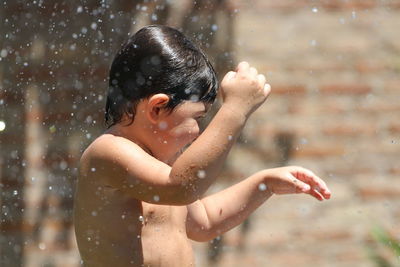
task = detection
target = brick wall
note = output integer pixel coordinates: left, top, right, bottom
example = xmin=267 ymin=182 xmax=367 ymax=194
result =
xmin=0 ymin=0 xmax=399 ymax=266
xmin=194 ymin=1 xmax=400 ymax=266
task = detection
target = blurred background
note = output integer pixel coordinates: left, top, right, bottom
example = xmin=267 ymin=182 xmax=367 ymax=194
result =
xmin=1 ymin=0 xmax=399 ymax=266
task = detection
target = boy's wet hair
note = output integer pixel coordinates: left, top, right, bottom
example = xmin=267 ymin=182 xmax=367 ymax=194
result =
xmin=105 ymin=25 xmax=218 ymax=128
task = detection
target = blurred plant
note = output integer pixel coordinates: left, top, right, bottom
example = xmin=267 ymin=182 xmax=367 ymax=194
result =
xmin=367 ymin=226 xmax=400 ymax=267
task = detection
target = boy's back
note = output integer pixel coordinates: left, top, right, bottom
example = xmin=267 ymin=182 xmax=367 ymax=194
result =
xmin=74 ymin=134 xmax=195 ymax=266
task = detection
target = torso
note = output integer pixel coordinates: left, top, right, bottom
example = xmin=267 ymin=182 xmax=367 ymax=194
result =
xmin=74 ymin=142 xmax=195 ymax=267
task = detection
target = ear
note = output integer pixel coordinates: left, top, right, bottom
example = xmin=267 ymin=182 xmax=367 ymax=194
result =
xmin=146 ymin=94 xmax=170 ymax=123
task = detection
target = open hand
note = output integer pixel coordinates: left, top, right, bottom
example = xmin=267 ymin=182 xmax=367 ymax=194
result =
xmin=264 ymin=166 xmax=331 ymax=201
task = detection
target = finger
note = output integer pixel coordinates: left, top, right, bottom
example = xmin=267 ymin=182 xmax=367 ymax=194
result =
xmin=289 ymin=174 xmax=311 ymax=194
xmin=304 ymin=170 xmax=331 ymax=199
xmin=236 ymin=61 xmax=250 ymax=74
xmin=222 ymin=71 xmax=236 ymax=82
xmin=307 ymin=188 xmax=325 ymax=201
xmin=263 ymin=83 xmax=271 ymax=96
xmin=292 ymin=167 xmax=331 ymax=199
xmin=256 ymin=74 xmax=266 ymax=90
xmin=249 ymin=67 xmax=258 ymax=77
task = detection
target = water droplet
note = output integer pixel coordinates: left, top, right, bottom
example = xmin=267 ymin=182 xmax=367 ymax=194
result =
xmin=258 ymin=183 xmax=267 ymax=191
xmin=138 ymin=215 xmax=144 ymax=222
xmin=137 ymin=235 xmax=141 ymax=239
xmin=312 ymin=7 xmax=318 ymax=13
xmin=91 ymin=211 xmax=97 ymax=216
xmin=121 ymin=214 xmax=126 ymax=219
xmin=153 ymin=195 xmax=160 ymax=202
xmin=59 ymin=161 xmax=68 ymax=170
xmin=77 ymin=6 xmax=83 ymax=13
xmin=91 ymin=167 xmax=96 ymax=172
xmin=351 ymin=11 xmax=356 ymax=19
xmin=13 ymin=190 xmax=18 ymax=196
xmin=211 ymin=24 xmax=218 ymax=31
xmin=309 ymin=40 xmax=317 ymax=47
xmin=158 ymin=121 xmax=168 ymax=130
xmin=197 ymin=170 xmax=206 ymax=179
xmin=0 ymin=121 xmax=6 ymax=131
xmin=0 ymin=49 xmax=8 ymax=58
xmin=38 ymin=243 xmax=46 ymax=250
xmin=91 ymin=22 xmax=98 ymax=30
xmin=190 ymin=94 xmax=199 ymax=102
xmin=49 ymin=125 xmax=56 ymax=133
xmin=300 ymin=138 xmax=308 ymax=145
xmin=228 ymin=135 xmax=233 ymax=141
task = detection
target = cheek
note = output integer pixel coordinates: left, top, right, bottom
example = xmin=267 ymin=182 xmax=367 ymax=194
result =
xmin=171 ymin=120 xmax=200 ymax=139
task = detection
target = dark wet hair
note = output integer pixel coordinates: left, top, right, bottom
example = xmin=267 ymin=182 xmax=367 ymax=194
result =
xmin=104 ymin=25 xmax=218 ymax=128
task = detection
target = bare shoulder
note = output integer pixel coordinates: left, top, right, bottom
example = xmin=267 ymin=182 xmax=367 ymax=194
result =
xmin=79 ymin=134 xmax=171 ymax=199
xmin=79 ymin=134 xmax=147 ymax=179
xmin=82 ymin=133 xmax=144 ymax=161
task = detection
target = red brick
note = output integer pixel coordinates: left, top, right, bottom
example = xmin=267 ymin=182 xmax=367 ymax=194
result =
xmin=321 ymin=0 xmax=377 ymax=10
xmin=320 ymin=84 xmax=371 ymax=95
xmin=292 ymin=144 xmax=346 ymax=158
xmin=271 ymin=85 xmax=307 ymax=96
xmin=355 ymin=61 xmax=387 ymax=73
xmin=335 ymin=249 xmax=365 ymax=261
xmin=322 ymin=124 xmax=376 ymax=137
xmin=388 ymin=123 xmax=400 ymax=134
xmin=0 ymin=90 xmax=25 ymax=104
xmin=310 ymin=229 xmax=352 ymax=241
xmin=388 ymin=167 xmax=400 ymax=175
xmin=384 ymin=80 xmax=400 ymax=94
xmin=356 ymin=103 xmax=400 ymax=113
xmin=357 ymin=186 xmax=400 ymax=200
xmin=42 ymin=109 xmax=103 ymax=124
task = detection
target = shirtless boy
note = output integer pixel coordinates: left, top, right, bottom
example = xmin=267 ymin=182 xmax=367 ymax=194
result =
xmin=73 ymin=25 xmax=331 ymax=266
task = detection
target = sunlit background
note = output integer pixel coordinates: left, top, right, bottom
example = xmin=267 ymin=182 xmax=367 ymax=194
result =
xmin=1 ymin=0 xmax=399 ymax=266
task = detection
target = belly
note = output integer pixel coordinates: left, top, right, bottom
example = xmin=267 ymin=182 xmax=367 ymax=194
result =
xmin=141 ymin=226 xmax=195 ymax=267
xmin=75 ymin=187 xmax=194 ymax=267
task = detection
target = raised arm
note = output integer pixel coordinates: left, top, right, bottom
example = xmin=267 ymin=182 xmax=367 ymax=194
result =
xmin=186 ymin=166 xmax=331 ymax=241
xmin=82 ymin=62 xmax=271 ymax=205
xmin=168 ymin=62 xmax=270 ymax=203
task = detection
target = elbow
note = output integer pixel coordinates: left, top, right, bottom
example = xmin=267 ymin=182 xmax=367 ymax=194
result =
xmin=187 ymin=223 xmax=219 ymax=242
xmin=187 ymin=229 xmax=215 ymax=242
xmin=164 ymin=179 xmax=202 ymax=206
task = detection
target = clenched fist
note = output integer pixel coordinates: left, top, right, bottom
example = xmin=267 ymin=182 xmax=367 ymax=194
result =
xmin=220 ymin=61 xmax=271 ymax=117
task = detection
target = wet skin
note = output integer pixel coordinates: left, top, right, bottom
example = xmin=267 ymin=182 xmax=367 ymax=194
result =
xmin=74 ymin=62 xmax=331 ymax=266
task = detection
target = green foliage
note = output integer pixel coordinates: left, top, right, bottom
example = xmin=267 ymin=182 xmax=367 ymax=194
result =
xmin=367 ymin=226 xmax=400 ymax=267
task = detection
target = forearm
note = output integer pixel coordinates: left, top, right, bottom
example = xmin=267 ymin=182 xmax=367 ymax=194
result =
xmin=189 ymin=171 xmax=273 ymax=241
xmin=169 ymin=104 xmax=247 ymax=200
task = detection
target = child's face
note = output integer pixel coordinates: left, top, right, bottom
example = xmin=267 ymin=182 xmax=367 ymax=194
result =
xmin=158 ymin=101 xmax=208 ymax=150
